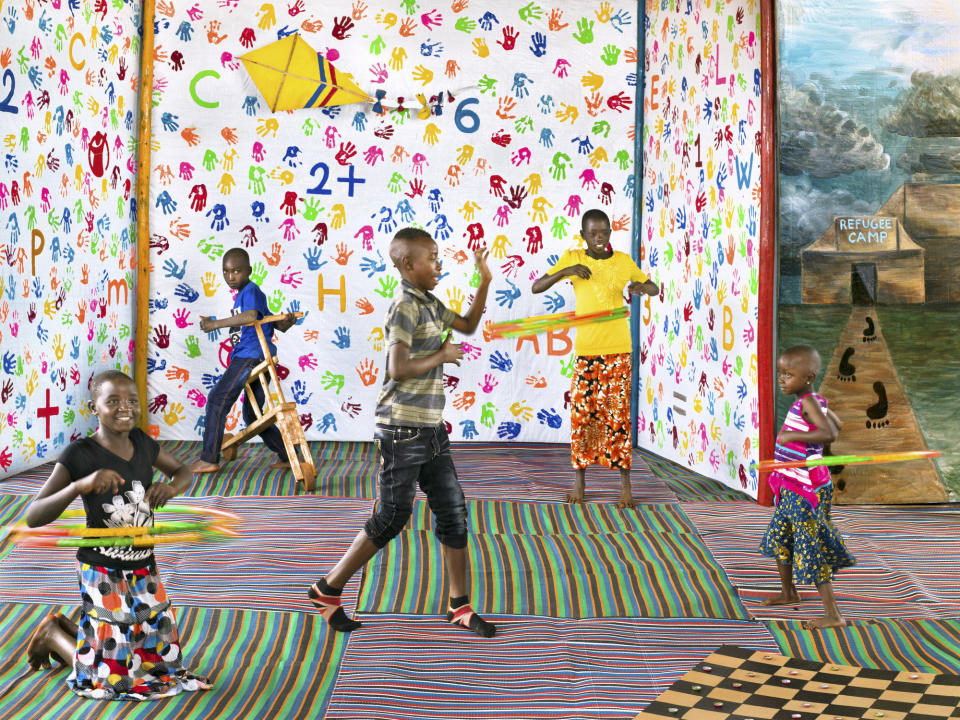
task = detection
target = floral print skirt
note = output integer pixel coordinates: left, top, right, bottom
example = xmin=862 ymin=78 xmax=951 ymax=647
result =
xmin=759 ymin=485 xmax=856 ymax=586
xmin=570 ymin=353 xmax=632 ymax=470
xmin=67 ymin=561 xmax=211 ymax=700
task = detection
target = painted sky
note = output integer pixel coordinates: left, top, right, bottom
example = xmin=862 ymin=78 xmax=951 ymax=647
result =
xmin=781 ymin=0 xmax=960 ymax=81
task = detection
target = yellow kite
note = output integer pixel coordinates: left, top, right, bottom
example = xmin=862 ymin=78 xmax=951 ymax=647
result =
xmin=239 ymin=34 xmax=372 ymax=112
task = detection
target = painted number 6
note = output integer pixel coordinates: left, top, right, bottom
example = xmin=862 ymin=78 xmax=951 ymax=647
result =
xmin=454 ymin=97 xmax=479 ymax=134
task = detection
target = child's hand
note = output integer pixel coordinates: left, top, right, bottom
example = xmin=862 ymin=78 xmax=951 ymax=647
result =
xmin=474 ymin=248 xmax=492 ymax=283
xmin=439 ymin=334 xmax=465 ymax=366
xmin=145 ymin=482 xmax=179 ymax=509
xmin=75 ymin=469 xmax=123 ymax=496
xmin=628 ymin=280 xmax=658 ymax=296
xmin=563 ymin=264 xmax=591 ymax=279
xmin=199 ymin=316 xmax=217 ymax=333
xmin=825 ymin=408 xmax=842 ymax=431
xmin=274 ymin=312 xmax=296 ymax=332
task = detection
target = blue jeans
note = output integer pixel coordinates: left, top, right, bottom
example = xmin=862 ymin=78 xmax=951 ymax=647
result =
xmin=365 ymin=423 xmax=467 ymax=549
xmin=199 ymin=356 xmax=289 ymax=464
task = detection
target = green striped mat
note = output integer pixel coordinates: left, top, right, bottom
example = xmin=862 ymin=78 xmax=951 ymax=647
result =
xmin=0 ymin=496 xmax=32 ymax=565
xmin=403 ymin=498 xmax=697 ymax=535
xmin=638 ymin=449 xmax=751 ymax=502
xmin=766 ymin=618 xmax=960 ymax=675
xmin=0 ymin=495 xmax=30 ymax=525
xmin=0 ymin=602 xmax=348 ymax=719
xmin=158 ymin=440 xmax=377 ymax=498
xmin=358 ymin=503 xmax=747 ymax=620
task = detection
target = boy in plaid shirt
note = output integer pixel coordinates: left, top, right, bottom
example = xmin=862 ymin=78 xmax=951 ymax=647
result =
xmin=308 ymin=228 xmax=496 ymax=637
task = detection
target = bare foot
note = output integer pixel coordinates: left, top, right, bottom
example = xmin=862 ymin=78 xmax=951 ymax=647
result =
xmin=760 ymin=591 xmax=801 ymax=606
xmin=617 ymin=490 xmax=636 ymax=509
xmin=189 ymin=460 xmax=221 ymax=474
xmin=26 ymin=614 xmax=67 ymax=671
xmin=54 ymin=614 xmax=78 ymax=639
xmin=805 ymin=614 xmax=846 ymax=630
xmin=269 ymin=460 xmax=291 ymax=471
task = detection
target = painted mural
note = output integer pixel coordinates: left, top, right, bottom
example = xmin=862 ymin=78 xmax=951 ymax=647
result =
xmin=146 ymin=0 xmax=640 ymax=443
xmin=639 ymin=1 xmax=763 ymax=496
xmin=0 ymin=0 xmax=141 ymax=478
xmin=777 ymin=0 xmax=959 ymax=502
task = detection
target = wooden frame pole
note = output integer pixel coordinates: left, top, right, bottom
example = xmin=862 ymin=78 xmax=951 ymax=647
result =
xmin=135 ymin=0 xmax=156 ymax=426
xmin=630 ymin=5 xmax=646 ymax=448
xmin=757 ymin=0 xmax=778 ymax=505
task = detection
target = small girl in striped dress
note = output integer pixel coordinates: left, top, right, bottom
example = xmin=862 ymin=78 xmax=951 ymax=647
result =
xmin=759 ymin=345 xmax=855 ymax=629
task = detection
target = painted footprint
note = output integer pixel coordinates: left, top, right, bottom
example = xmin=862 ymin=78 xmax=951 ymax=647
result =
xmin=862 ymin=316 xmax=878 ymax=343
xmin=866 ymin=381 xmax=890 ymax=429
xmin=837 ymin=347 xmax=856 ymax=382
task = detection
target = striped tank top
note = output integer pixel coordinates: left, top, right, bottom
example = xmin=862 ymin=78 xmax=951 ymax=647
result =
xmin=768 ymin=392 xmax=832 ymax=508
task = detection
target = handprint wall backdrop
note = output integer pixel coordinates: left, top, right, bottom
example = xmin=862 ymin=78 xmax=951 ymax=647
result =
xmin=638 ymin=2 xmax=763 ymax=496
xmin=146 ymin=1 xmax=642 ymax=443
xmin=0 ymin=0 xmax=764 ymax=491
xmin=0 ymin=0 xmax=141 ymax=477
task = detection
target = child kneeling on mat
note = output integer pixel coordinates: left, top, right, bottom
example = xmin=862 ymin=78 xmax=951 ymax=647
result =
xmin=24 ymin=370 xmax=210 ymax=700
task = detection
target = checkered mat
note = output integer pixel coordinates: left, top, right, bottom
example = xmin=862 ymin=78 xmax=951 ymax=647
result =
xmin=633 ymin=644 xmax=960 ymax=720
xmin=324 ymin=616 xmax=779 ymax=720
xmin=0 ymin=602 xmax=348 ymax=720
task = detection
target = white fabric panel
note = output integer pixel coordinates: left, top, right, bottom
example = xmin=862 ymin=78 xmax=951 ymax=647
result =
xmin=147 ymin=2 xmax=639 ymax=442
xmin=639 ymin=4 xmax=763 ymax=495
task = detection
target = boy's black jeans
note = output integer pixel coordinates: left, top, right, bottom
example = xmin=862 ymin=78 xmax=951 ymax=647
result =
xmin=365 ymin=423 xmax=468 ymax=549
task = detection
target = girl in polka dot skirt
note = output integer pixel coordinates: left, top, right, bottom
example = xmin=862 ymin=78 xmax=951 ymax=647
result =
xmin=23 ymin=371 xmax=210 ymax=700
xmin=759 ymin=346 xmax=856 ymax=629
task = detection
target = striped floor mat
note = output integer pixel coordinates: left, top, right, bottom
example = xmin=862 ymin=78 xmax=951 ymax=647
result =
xmin=681 ymin=502 xmax=960 ymax=620
xmin=0 ymin=441 xmax=379 ymax=498
xmin=0 ymin=465 xmax=49 ymax=496
xmin=161 ymin=440 xmax=379 ymax=499
xmin=0 ymin=495 xmax=29 ymax=525
xmin=0 ymin=497 xmax=372 ymax=614
xmin=323 ymin=615 xmax=779 ymax=720
xmin=767 ymin=618 xmax=960 ymax=675
xmin=0 ymin=602 xmax=348 ymax=720
xmin=404 ymin=498 xmax=696 ymax=535
xmin=358 ymin=501 xmax=747 ymax=619
xmin=637 ymin=449 xmax=751 ymax=502
xmin=450 ymin=443 xmax=678 ymax=504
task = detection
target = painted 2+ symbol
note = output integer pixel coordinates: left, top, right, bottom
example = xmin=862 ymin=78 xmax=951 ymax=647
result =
xmin=307 ymin=162 xmax=366 ymax=197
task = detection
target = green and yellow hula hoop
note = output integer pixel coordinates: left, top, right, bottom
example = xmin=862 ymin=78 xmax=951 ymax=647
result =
xmin=7 ymin=504 xmax=241 ymax=548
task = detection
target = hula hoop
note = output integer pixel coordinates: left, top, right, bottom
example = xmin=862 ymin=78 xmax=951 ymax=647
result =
xmin=11 ymin=520 xmax=217 ymax=537
xmin=753 ymin=449 xmax=940 ymax=472
xmin=17 ymin=528 xmax=240 ymax=548
xmin=7 ymin=504 xmax=241 ymax=548
xmin=488 ymin=307 xmax=628 ymax=339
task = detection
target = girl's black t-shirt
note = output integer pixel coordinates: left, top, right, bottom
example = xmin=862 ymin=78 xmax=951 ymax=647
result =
xmin=57 ymin=428 xmax=159 ymax=570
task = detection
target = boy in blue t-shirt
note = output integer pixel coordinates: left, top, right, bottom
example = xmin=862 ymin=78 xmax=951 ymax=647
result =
xmin=189 ymin=247 xmax=296 ymax=474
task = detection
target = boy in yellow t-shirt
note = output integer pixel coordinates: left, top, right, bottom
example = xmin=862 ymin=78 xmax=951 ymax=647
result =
xmin=531 ymin=209 xmax=658 ymax=507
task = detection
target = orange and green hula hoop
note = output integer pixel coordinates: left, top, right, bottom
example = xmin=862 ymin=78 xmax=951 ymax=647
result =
xmin=7 ymin=504 xmax=241 ymax=548
xmin=488 ymin=307 xmax=629 ymax=339
xmin=754 ymin=450 xmax=940 ymax=473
